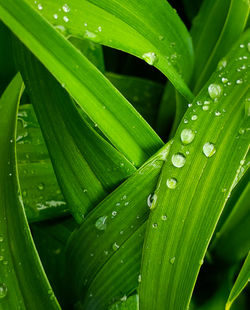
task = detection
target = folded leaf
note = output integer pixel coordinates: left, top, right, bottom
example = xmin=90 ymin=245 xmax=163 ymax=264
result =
xmin=27 ymin=0 xmax=194 ymax=100
xmin=226 ymin=252 xmax=250 ymax=310
xmin=0 ymin=0 xmax=163 ymax=166
xmin=140 ymin=30 xmax=250 ymax=310
xmin=0 ymin=73 xmax=61 ymax=309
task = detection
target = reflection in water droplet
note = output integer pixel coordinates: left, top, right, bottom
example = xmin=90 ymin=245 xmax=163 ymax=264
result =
xmin=0 ymin=283 xmax=7 ymax=299
xmin=208 ymin=84 xmax=223 ymax=100
xmin=166 ymin=178 xmax=177 ymax=189
xmin=180 ymin=129 xmax=195 ymax=145
xmin=203 ymin=142 xmax=216 ymax=158
xmin=142 ymin=52 xmax=158 ymax=65
xmin=170 ymin=257 xmax=176 ymax=264
xmin=112 ymin=242 xmax=120 ymax=251
xmin=172 ymin=153 xmax=186 ymax=168
xmin=95 ymin=216 xmax=107 ymax=231
xmin=217 ymin=59 xmax=227 ymax=70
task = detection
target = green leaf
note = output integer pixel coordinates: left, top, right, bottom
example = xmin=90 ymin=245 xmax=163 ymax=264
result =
xmin=0 ymin=0 xmax=163 ymax=167
xmin=0 ymin=73 xmax=61 ymax=309
xmin=139 ymin=30 xmax=250 ymax=310
xmin=212 ymin=182 xmax=250 ymax=263
xmin=17 ymin=104 xmax=69 ymax=222
xmin=27 ymin=0 xmax=194 ymax=101
xmin=226 ymin=252 xmax=250 ymax=310
xmin=106 ymin=72 xmax=164 ymax=127
xmin=14 ymin=43 xmax=137 ymax=222
xmin=109 ymin=294 xmax=139 ymax=310
xmin=191 ymin=0 xmax=249 ymax=93
xmin=66 ymin=142 xmax=172 ymax=308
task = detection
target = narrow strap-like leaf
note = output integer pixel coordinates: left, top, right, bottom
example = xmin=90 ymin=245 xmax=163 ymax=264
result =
xmin=26 ymin=0 xmax=194 ymax=101
xmin=0 ymin=0 xmax=163 ymax=166
xmin=226 ymin=252 xmax=250 ymax=310
xmin=15 ymin=43 xmax=137 ymax=222
xmin=0 ymin=73 xmax=61 ymax=309
xmin=139 ymin=30 xmax=250 ymax=310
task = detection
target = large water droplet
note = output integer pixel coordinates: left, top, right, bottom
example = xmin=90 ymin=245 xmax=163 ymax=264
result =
xmin=0 ymin=283 xmax=7 ymax=299
xmin=208 ymin=84 xmax=223 ymax=100
xmin=203 ymin=142 xmax=216 ymax=158
xmin=171 ymin=153 xmax=186 ymax=168
xmin=166 ymin=178 xmax=177 ymax=189
xmin=142 ymin=52 xmax=158 ymax=65
xmin=95 ymin=216 xmax=107 ymax=231
xmin=180 ymin=129 xmax=195 ymax=145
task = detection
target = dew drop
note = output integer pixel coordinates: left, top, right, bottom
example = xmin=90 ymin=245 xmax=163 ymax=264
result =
xmin=37 ymin=3 xmax=43 ymax=10
xmin=204 ymin=100 xmax=210 ymax=105
xmin=53 ymin=14 xmax=58 ymax=19
xmin=221 ymin=77 xmax=228 ymax=84
xmin=138 ymin=274 xmax=142 ymax=282
xmin=142 ymin=52 xmax=158 ymax=65
xmin=152 ymin=223 xmax=158 ymax=229
xmin=180 ymin=129 xmax=195 ymax=145
xmin=0 ymin=235 xmax=3 ymax=242
xmin=184 ymin=119 xmax=188 ymax=124
xmin=240 ymin=44 xmax=245 ymax=48
xmin=203 ymin=142 xmax=216 ymax=158
xmin=98 ymin=26 xmax=102 ymax=32
xmin=170 ymin=257 xmax=176 ymax=264
xmin=161 ymin=215 xmax=167 ymax=221
xmin=84 ymin=30 xmax=97 ymax=39
xmin=95 ymin=216 xmax=107 ymax=231
xmin=215 ymin=110 xmax=221 ymax=116
xmin=208 ymin=84 xmax=223 ymax=100
xmin=63 ymin=16 xmax=69 ymax=22
xmin=217 ymin=59 xmax=227 ymax=70
xmin=37 ymin=183 xmax=44 ymax=191
xmin=0 ymin=283 xmax=7 ymax=299
xmin=202 ymin=105 xmax=209 ymax=111
xmin=111 ymin=211 xmax=117 ymax=217
xmin=112 ymin=242 xmax=120 ymax=251
xmin=62 ymin=4 xmax=70 ymax=12
xmin=158 ymin=35 xmax=164 ymax=41
xmin=191 ymin=115 xmax=198 ymax=121
xmin=166 ymin=178 xmax=177 ymax=189
xmin=236 ymin=79 xmax=243 ymax=84
xmin=147 ymin=194 xmax=155 ymax=208
xmin=171 ymin=153 xmax=186 ymax=168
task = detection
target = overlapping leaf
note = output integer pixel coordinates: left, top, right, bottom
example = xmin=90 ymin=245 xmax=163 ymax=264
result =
xmin=14 ymin=43 xmax=137 ymax=222
xmin=27 ymin=0 xmax=194 ymax=100
xmin=0 ymin=0 xmax=163 ymax=167
xmin=139 ymin=31 xmax=250 ymax=310
xmin=0 ymin=73 xmax=61 ymax=310
xmin=66 ymin=142 xmax=172 ymax=308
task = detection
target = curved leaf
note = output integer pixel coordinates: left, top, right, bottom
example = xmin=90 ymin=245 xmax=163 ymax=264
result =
xmin=0 ymin=0 xmax=163 ymax=167
xmin=139 ymin=30 xmax=250 ymax=310
xmin=0 ymin=73 xmax=61 ymax=309
xmin=27 ymin=0 xmax=194 ymax=100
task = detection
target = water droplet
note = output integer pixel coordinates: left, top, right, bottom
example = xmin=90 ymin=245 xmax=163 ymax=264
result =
xmin=191 ymin=115 xmax=198 ymax=121
xmin=0 ymin=235 xmax=3 ymax=242
xmin=112 ymin=211 xmax=117 ymax=217
xmin=53 ymin=14 xmax=58 ymax=19
xmin=240 ymin=44 xmax=245 ymax=48
xmin=217 ymin=59 xmax=227 ymax=70
xmin=188 ymin=103 xmax=192 ymax=108
xmin=55 ymin=25 xmax=66 ymax=34
xmin=37 ymin=183 xmax=44 ymax=191
xmin=236 ymin=79 xmax=243 ymax=84
xmin=196 ymin=101 xmax=202 ymax=106
xmin=204 ymin=100 xmax=210 ymax=105
xmin=112 ymin=242 xmax=120 ymax=251
xmin=180 ymin=129 xmax=195 ymax=145
xmin=142 ymin=52 xmax=158 ymax=65
xmin=0 ymin=283 xmax=7 ymax=299
xmin=221 ymin=77 xmax=228 ymax=84
xmin=63 ymin=16 xmax=69 ymax=22
xmin=202 ymin=105 xmax=209 ymax=111
xmin=203 ymin=142 xmax=216 ymax=158
xmin=152 ymin=223 xmax=158 ymax=229
xmin=62 ymin=4 xmax=70 ymax=12
xmin=161 ymin=215 xmax=167 ymax=221
xmin=84 ymin=30 xmax=97 ymax=39
xmin=166 ymin=178 xmax=177 ymax=189
xmin=248 ymin=42 xmax=250 ymax=52
xmin=121 ymin=295 xmax=127 ymax=302
xmin=172 ymin=153 xmax=186 ymax=168
xmin=208 ymin=84 xmax=223 ymax=100
xmin=138 ymin=274 xmax=142 ymax=282
xmin=199 ymin=259 xmax=204 ymax=265
xmin=184 ymin=119 xmax=188 ymax=124
xmin=147 ymin=194 xmax=154 ymax=208
xmin=159 ymin=35 xmax=164 ymax=41
xmin=170 ymin=257 xmax=175 ymax=264
xmin=215 ymin=110 xmax=221 ymax=116
xmin=37 ymin=3 xmax=43 ymax=10
xmin=95 ymin=216 xmax=107 ymax=231
xmin=98 ymin=26 xmax=102 ymax=32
